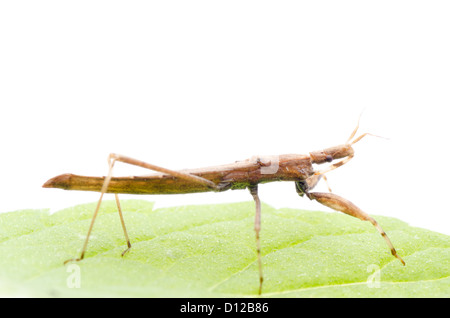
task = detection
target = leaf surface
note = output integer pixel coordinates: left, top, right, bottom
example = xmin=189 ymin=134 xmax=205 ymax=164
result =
xmin=0 ymin=200 xmax=448 ymax=297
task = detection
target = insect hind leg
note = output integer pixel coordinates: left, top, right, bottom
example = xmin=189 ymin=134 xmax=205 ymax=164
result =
xmin=64 ymin=153 xmax=221 ymax=265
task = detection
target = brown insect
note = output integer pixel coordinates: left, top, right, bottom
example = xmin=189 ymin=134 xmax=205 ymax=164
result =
xmin=43 ymin=119 xmax=405 ymax=295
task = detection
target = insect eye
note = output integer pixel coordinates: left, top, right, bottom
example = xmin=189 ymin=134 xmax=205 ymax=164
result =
xmin=325 ymin=155 xmax=333 ymax=162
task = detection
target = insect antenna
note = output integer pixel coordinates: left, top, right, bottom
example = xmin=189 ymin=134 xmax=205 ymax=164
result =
xmin=346 ymin=113 xmax=388 ymax=146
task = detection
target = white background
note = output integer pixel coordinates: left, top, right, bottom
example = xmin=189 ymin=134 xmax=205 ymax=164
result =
xmin=1 ymin=1 xmax=449 ymax=235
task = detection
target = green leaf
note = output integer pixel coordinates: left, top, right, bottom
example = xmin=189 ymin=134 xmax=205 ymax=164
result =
xmin=0 ymin=200 xmax=448 ymax=297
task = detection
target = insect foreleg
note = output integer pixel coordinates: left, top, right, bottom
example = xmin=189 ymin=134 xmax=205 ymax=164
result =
xmin=304 ymin=191 xmax=405 ymax=266
xmin=314 ymin=153 xmax=354 ymax=176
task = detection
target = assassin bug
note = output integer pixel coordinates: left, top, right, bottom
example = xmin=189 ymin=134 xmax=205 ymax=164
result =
xmin=43 ymin=118 xmax=405 ymax=295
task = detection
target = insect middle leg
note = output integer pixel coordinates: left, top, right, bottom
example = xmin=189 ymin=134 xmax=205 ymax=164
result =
xmin=64 ymin=153 xmax=221 ymax=264
xmin=248 ymin=184 xmax=264 ymax=295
